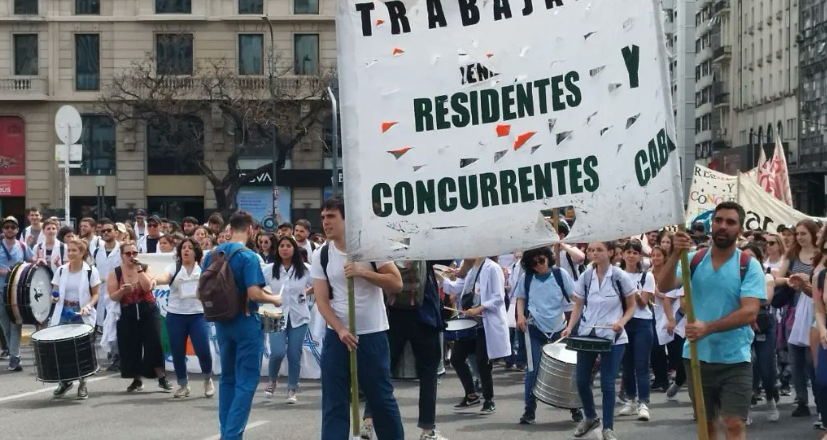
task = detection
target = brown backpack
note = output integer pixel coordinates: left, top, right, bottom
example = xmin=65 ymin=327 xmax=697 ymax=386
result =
xmin=198 ymin=247 xmax=246 ymax=322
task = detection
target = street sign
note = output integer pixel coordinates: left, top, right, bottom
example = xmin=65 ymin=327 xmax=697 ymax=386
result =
xmin=55 ymin=105 xmax=83 ymax=145
xmin=55 ymin=144 xmax=83 ymax=162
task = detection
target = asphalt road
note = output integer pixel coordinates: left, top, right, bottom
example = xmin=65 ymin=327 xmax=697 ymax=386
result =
xmin=0 ymin=343 xmax=819 ymax=440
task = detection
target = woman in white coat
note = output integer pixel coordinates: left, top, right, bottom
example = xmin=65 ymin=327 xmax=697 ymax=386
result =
xmin=49 ymin=238 xmax=101 ymax=400
xmin=450 ymin=256 xmax=510 ymax=415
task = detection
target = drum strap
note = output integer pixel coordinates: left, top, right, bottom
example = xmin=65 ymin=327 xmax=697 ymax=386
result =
xmin=1 ymin=240 xmax=24 ymax=261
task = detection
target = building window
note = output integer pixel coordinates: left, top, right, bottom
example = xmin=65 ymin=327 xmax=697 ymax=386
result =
xmin=294 ymin=34 xmax=319 ymax=75
xmin=156 ymin=0 xmax=190 ymax=13
xmin=147 ymin=197 xmax=204 ymax=223
xmin=72 ymin=115 xmax=116 ymax=176
xmin=294 ymin=0 xmax=319 ymax=14
xmin=156 ymin=34 xmax=194 ymax=75
xmin=14 ymin=0 xmax=37 ymax=14
xmin=238 ymin=34 xmax=263 ymax=76
xmin=147 ymin=116 xmax=204 ymax=175
xmin=76 ymin=34 xmax=100 ymax=91
xmin=238 ymin=0 xmax=263 ymax=14
xmin=76 ymin=0 xmax=100 ymax=14
xmin=13 ymin=34 xmax=38 ymax=76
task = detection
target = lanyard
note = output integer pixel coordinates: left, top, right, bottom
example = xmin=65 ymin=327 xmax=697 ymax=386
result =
xmin=1 ymin=240 xmax=16 ymax=262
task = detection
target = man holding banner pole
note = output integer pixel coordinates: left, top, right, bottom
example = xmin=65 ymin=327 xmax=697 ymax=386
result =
xmin=658 ymin=202 xmax=766 ymax=440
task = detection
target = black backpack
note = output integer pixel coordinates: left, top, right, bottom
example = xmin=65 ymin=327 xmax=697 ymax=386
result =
xmin=523 ymin=268 xmax=570 ymax=318
xmin=319 ymin=243 xmax=378 ymax=300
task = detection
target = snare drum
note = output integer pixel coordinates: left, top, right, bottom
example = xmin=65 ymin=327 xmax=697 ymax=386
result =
xmin=565 ymin=335 xmax=612 ymax=353
xmin=3 ymin=262 xmax=54 ymax=325
xmin=260 ymin=309 xmax=286 ymax=333
xmin=31 ymin=324 xmax=98 ymax=383
xmin=444 ymin=318 xmax=478 ymax=341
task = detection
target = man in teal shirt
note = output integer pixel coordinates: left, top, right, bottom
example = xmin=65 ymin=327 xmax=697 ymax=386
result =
xmin=658 ymin=202 xmax=764 ymax=440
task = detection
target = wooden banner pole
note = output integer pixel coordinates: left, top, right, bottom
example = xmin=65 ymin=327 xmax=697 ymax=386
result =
xmin=348 ymin=275 xmax=360 ymax=439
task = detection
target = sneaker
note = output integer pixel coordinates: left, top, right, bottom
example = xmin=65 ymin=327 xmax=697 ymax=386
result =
xmin=0 ymin=350 xmax=8 ymax=359
xmin=666 ymin=383 xmax=680 ymax=400
xmin=480 ymin=400 xmax=496 ymax=415
xmin=745 ymin=412 xmax=753 ymax=426
xmin=602 ymin=428 xmax=619 ymax=440
xmin=158 ymin=377 xmax=173 ymax=393
xmin=174 ymin=385 xmax=191 ymax=398
xmin=793 ymin=403 xmax=812 ymax=417
xmin=638 ymin=403 xmax=650 ymax=421
xmin=76 ymin=384 xmax=88 ymax=400
xmin=618 ymin=401 xmax=639 ymax=416
xmin=126 ymin=379 xmax=143 ymax=393
xmin=519 ymin=409 xmax=536 ymax=425
xmin=816 ymin=415 xmax=824 ymax=430
xmin=7 ymin=356 xmax=22 ymax=372
xmin=360 ymin=423 xmax=376 ymax=440
xmin=106 ymin=355 xmax=121 ymax=372
xmin=574 ymin=418 xmax=601 ymax=438
xmin=571 ymin=408 xmax=584 ymax=422
xmin=286 ymin=390 xmax=298 ymax=404
xmin=264 ymin=381 xmax=277 ymax=399
xmin=767 ymin=399 xmax=780 ymax=422
xmin=204 ymin=378 xmax=215 ymax=398
xmin=420 ymin=430 xmax=448 ymax=440
xmin=514 ymin=365 xmax=527 ymax=372
xmin=780 ymin=386 xmax=792 ymax=397
xmin=453 ymin=394 xmax=481 ymax=410
xmin=53 ymin=382 xmax=74 ymax=398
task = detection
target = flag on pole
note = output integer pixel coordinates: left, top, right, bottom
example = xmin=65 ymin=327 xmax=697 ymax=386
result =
xmin=756 ymin=144 xmax=771 ymax=190
xmin=755 ymin=136 xmax=793 ymax=206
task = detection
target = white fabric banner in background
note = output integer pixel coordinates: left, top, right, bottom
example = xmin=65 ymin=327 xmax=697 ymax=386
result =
xmin=736 ymin=175 xmax=820 ymax=231
xmin=142 ymin=253 xmax=322 ymax=379
xmin=336 ymin=0 xmax=684 ymax=261
xmin=685 ymin=164 xmax=737 ymax=221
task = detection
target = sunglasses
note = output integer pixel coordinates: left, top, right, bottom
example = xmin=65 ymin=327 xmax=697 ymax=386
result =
xmin=532 ymin=258 xmax=548 ymax=266
xmin=767 ymin=241 xmax=778 ymax=245
xmin=123 ymin=251 xmax=139 ymax=257
xmin=2 ymin=225 xmax=17 ymax=230
xmin=101 ymin=228 xmax=114 ymax=233
xmin=148 ymin=223 xmax=159 ymax=228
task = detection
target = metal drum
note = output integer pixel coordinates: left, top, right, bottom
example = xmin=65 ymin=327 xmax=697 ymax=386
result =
xmin=3 ymin=262 xmax=53 ymax=325
xmin=259 ymin=309 xmax=286 ymax=333
xmin=566 ymin=335 xmax=612 ymax=353
xmin=31 ymin=324 xmax=98 ymax=383
xmin=444 ymin=318 xmax=477 ymax=341
xmin=391 ymin=335 xmax=446 ymax=380
xmin=532 ymin=343 xmax=581 ymax=409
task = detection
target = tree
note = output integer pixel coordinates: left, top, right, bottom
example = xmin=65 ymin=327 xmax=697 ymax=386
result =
xmin=99 ymin=45 xmax=335 ymax=218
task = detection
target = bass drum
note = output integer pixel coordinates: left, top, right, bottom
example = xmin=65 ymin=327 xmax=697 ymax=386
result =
xmin=3 ymin=262 xmax=53 ymax=325
xmin=532 ymin=343 xmax=581 ymax=409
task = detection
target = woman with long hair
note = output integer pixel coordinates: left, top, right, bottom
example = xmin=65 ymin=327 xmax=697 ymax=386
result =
xmin=777 ymin=219 xmax=820 ymax=419
xmin=193 ymin=226 xmax=210 ymax=248
xmin=649 ymin=246 xmax=672 ymax=394
xmin=617 ymin=240 xmax=656 ymax=422
xmin=262 ymin=235 xmax=310 ymax=403
xmin=562 ymin=241 xmax=636 ymax=440
xmin=158 ymin=235 xmax=176 ymax=254
xmin=658 ymin=232 xmax=673 ymax=256
xmin=153 ymin=238 xmax=214 ymax=398
xmin=257 ymin=232 xmax=277 ymax=265
xmin=740 ymin=243 xmax=779 ymax=423
xmin=107 ymin=242 xmax=172 ymax=393
xmin=49 ymin=238 xmax=101 ymax=399
xmin=765 ymin=232 xmax=792 ymax=395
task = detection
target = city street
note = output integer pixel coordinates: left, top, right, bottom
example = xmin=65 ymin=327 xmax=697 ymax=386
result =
xmin=0 ymin=342 xmax=816 ymax=440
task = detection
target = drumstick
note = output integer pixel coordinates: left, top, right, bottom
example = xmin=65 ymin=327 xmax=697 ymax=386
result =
xmin=443 ymin=306 xmax=461 ymax=313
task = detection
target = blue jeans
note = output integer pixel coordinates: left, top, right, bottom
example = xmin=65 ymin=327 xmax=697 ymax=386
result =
xmin=321 ymin=329 xmax=403 ymax=440
xmin=267 ymin=320 xmax=308 ymax=390
xmin=576 ymin=344 xmax=626 ymax=430
xmin=215 ymin=314 xmax=263 ymax=440
xmin=524 ymin=327 xmax=561 ymax=411
xmin=622 ymin=318 xmax=654 ymax=403
xmin=752 ymin=318 xmax=777 ymax=401
xmin=814 ymin=344 xmax=827 ymax=423
xmin=166 ymin=312 xmax=213 ymax=386
xmin=508 ymin=328 xmax=527 ymax=367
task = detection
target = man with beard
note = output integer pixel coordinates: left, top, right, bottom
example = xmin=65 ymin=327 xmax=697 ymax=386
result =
xmin=137 ymin=216 xmax=164 ymax=254
xmin=79 ymin=218 xmax=100 ymax=257
xmin=92 ymin=218 xmax=123 ymax=371
xmin=657 ymin=201 xmax=764 ymax=440
xmin=293 ymin=219 xmax=316 ymax=263
xmin=777 ymin=224 xmax=795 ymax=251
xmin=182 ymin=216 xmax=199 ymax=236
xmin=21 ymin=207 xmax=45 ymax=248
xmin=0 ymin=216 xmax=35 ymax=370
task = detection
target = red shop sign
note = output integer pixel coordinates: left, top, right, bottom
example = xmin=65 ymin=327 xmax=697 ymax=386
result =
xmin=0 ymin=178 xmax=25 ymax=197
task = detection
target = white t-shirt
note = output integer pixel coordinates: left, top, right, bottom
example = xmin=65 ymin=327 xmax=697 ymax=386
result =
xmin=573 ymin=265 xmax=636 ymax=345
xmin=310 ymin=242 xmax=391 ymax=335
xmin=164 ymin=263 xmax=204 ymax=315
xmin=51 ymin=266 xmax=102 ymax=303
xmin=627 ymin=270 xmax=656 ymax=320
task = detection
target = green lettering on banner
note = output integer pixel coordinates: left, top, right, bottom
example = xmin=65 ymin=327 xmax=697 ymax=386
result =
xmin=372 ymin=183 xmax=393 ymax=217
xmin=394 ymin=181 xmax=415 ymax=215
xmin=480 ymin=89 xmax=500 ymax=123
xmin=647 ymin=139 xmax=660 ymax=178
xmin=458 ymin=175 xmax=480 ymax=209
xmin=550 ymin=75 xmax=566 ymax=111
xmin=635 ymin=150 xmax=650 ymax=186
xmin=569 ymin=157 xmax=584 ymax=193
xmin=434 ymin=95 xmax=451 ymax=130
xmin=451 ymin=93 xmax=470 ymax=127
xmin=437 ymin=177 xmax=458 ymax=212
xmin=517 ymin=166 xmax=535 ymax=201
xmin=413 ymin=98 xmax=433 ymax=133
xmin=499 ymin=169 xmax=518 ymax=204
xmin=656 ymin=129 xmax=669 ymax=164
xmin=564 ymin=71 xmax=582 ymax=107
xmin=501 ymin=85 xmax=517 ymax=121
xmin=415 ymin=180 xmax=436 ymax=214
xmin=515 ymin=83 xmax=535 ymax=118
xmin=469 ymin=90 xmax=480 ymax=125
xmin=533 ymin=78 xmax=550 ymax=114
xmin=551 ymin=160 xmax=568 ymax=195
xmin=533 ymin=163 xmax=553 ymax=199
xmin=479 ymin=172 xmax=500 ymax=207
xmin=583 ymin=155 xmax=600 ymax=191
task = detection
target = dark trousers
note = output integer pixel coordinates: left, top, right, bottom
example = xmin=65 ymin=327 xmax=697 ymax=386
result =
xmin=790 ymin=344 xmax=817 ymax=407
xmin=814 ymin=344 xmax=827 ymax=423
xmin=668 ymin=335 xmax=686 ymax=386
xmin=507 ymin=328 xmax=527 ymax=367
xmin=451 ymin=328 xmax=494 ymax=401
xmin=321 ymin=329 xmax=403 ymax=440
xmin=651 ymin=342 xmax=670 ymax=388
xmin=365 ymin=312 xmax=440 ymax=431
xmin=752 ymin=321 xmax=778 ymax=401
xmin=0 ymin=321 xmax=7 ymax=351
xmin=117 ymin=302 xmax=164 ymax=379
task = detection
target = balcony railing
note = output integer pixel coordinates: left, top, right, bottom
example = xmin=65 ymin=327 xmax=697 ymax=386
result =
xmin=0 ymin=77 xmax=48 ymax=99
xmin=714 ymin=0 xmax=730 ymax=14
xmin=713 ymin=45 xmax=732 ymax=60
xmin=714 ymin=92 xmax=730 ymax=106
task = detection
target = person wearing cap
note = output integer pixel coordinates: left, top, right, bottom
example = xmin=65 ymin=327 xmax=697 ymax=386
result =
xmin=0 ymin=216 xmax=35 ymax=370
xmin=134 ymin=209 xmax=148 ymax=241
xmin=777 ymin=224 xmax=796 ymax=251
xmin=114 ymin=223 xmax=129 ymax=242
xmin=277 ymin=222 xmax=293 ymax=239
xmin=137 ymin=215 xmax=165 ymax=254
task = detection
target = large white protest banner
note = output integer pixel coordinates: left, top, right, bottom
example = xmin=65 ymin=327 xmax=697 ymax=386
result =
xmin=337 ymin=0 xmax=685 ymax=261
xmin=685 ymin=164 xmax=737 ymax=221
xmin=737 ymin=175 xmax=818 ymax=232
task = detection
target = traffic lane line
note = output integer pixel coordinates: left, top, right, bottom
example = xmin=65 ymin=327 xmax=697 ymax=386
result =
xmin=199 ymin=420 xmax=270 ymax=440
xmin=0 ymin=373 xmax=118 ymax=403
